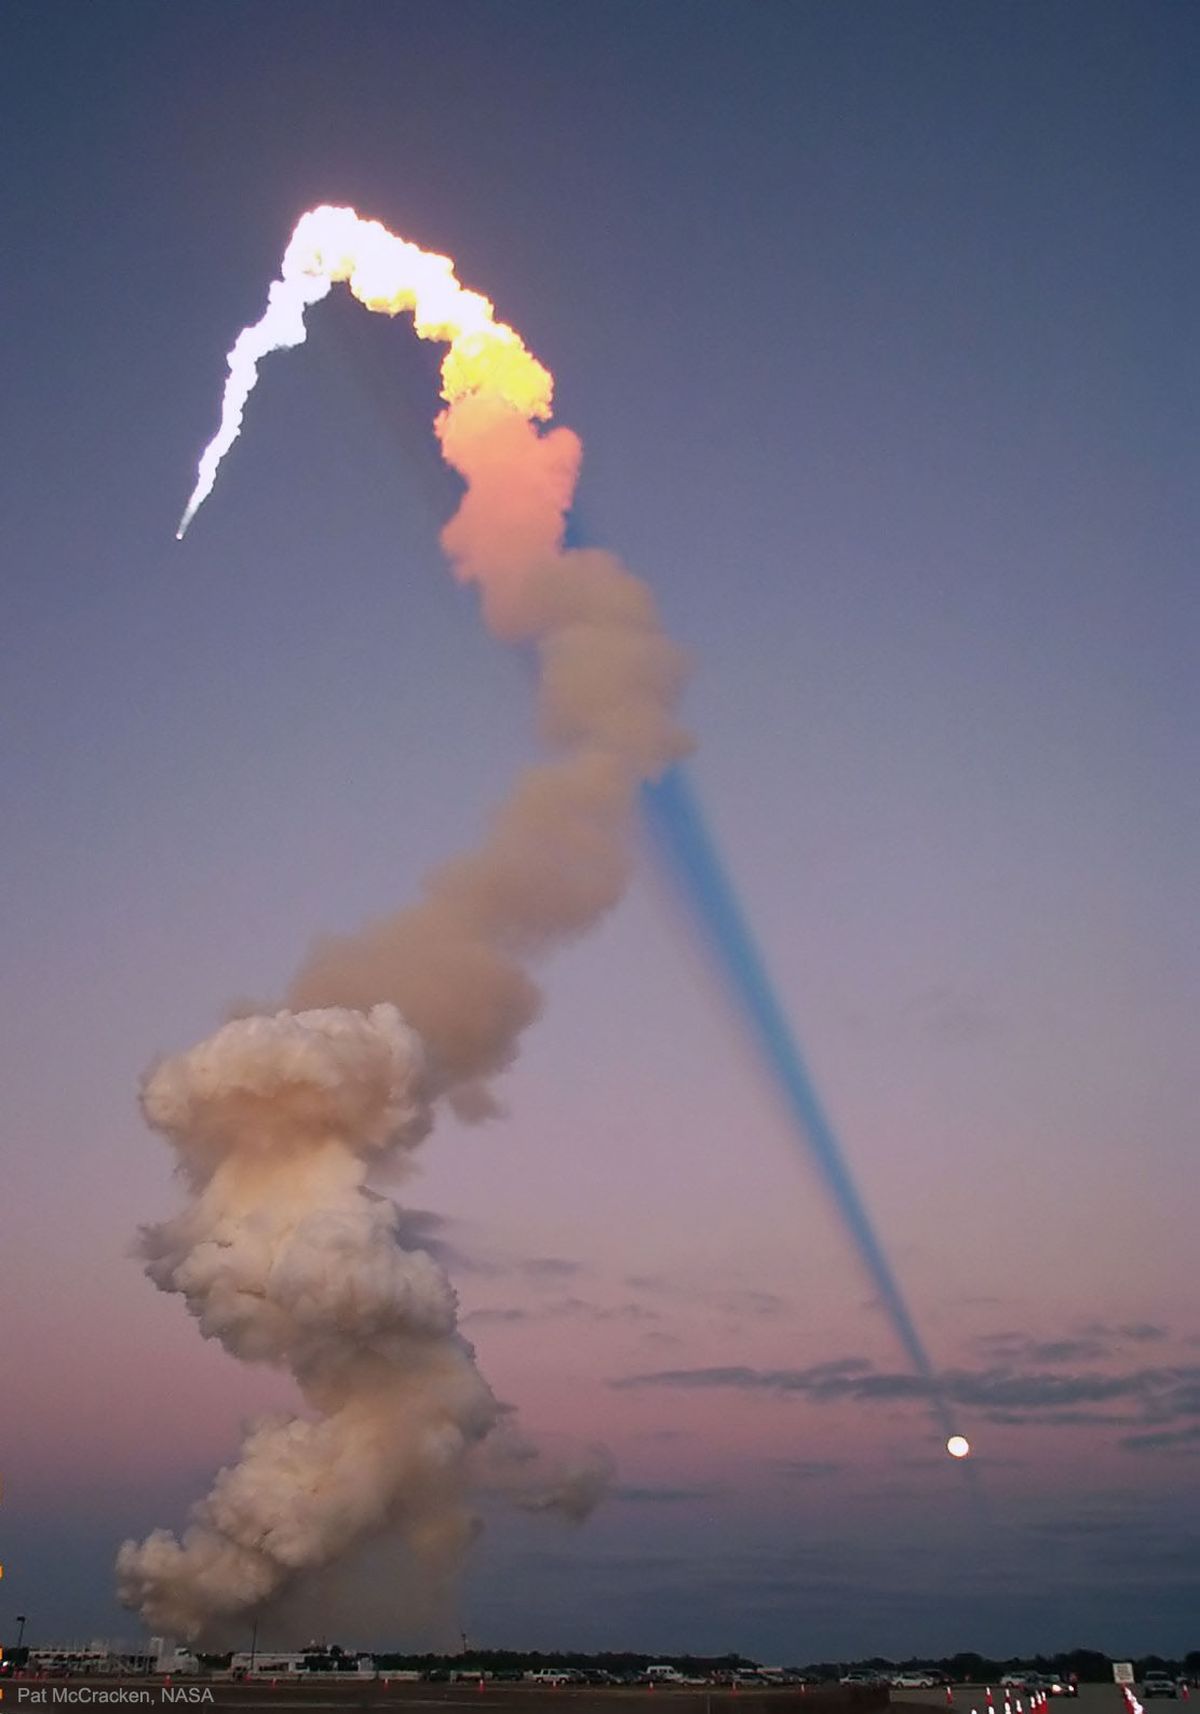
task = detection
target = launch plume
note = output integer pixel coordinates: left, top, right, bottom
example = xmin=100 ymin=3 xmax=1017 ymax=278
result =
xmin=120 ymin=207 xmax=688 ymax=1639
xmin=175 ymin=206 xmax=553 ymax=538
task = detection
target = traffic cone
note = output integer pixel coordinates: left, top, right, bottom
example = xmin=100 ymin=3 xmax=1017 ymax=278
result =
xmin=986 ymin=1690 xmax=994 ymax=1710
xmin=948 ymin=1687 xmax=955 ymax=1706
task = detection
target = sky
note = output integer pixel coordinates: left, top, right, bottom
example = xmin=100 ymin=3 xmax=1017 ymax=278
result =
xmin=1 ymin=0 xmax=1197 ymax=1665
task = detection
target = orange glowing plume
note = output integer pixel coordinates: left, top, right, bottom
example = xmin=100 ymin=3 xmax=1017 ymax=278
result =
xmin=176 ymin=205 xmax=554 ymax=538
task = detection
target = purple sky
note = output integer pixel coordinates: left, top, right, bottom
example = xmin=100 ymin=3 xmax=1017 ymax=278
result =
xmin=2 ymin=0 xmax=1197 ymax=1662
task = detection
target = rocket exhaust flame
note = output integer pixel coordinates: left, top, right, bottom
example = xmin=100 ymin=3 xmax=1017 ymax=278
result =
xmin=121 ymin=207 xmax=689 ymax=1639
xmin=174 ymin=207 xmax=552 ymax=540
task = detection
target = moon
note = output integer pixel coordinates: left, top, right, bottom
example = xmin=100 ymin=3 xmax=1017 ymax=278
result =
xmin=946 ymin=1434 xmax=971 ymax=1459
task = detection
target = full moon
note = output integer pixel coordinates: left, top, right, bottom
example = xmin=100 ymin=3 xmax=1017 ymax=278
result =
xmin=946 ymin=1434 xmax=971 ymax=1459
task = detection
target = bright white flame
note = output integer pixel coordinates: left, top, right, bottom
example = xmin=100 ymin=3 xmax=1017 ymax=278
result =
xmin=175 ymin=206 xmax=554 ymax=539
xmin=176 ymin=270 xmax=333 ymax=535
xmin=946 ymin=1433 xmax=971 ymax=1459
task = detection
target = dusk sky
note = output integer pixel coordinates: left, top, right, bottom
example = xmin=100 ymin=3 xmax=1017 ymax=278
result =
xmin=2 ymin=0 xmax=1197 ymax=1665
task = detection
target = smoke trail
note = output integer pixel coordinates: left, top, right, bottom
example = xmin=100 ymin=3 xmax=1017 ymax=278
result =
xmin=119 ymin=208 xmax=688 ymax=1639
xmin=643 ymin=765 xmax=959 ymax=1446
xmin=175 ymin=206 xmax=553 ymax=538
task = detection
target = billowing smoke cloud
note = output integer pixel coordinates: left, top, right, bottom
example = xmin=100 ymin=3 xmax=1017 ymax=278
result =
xmin=119 ymin=208 xmax=688 ymax=1639
xmin=477 ymin=1421 xmax=619 ymax=1525
xmin=117 ymin=1006 xmax=496 ymax=1637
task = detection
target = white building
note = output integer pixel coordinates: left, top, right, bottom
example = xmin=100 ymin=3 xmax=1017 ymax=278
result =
xmin=230 ymin=1653 xmax=308 ymax=1676
xmin=229 ymin=1652 xmax=375 ymax=1677
xmin=28 ymin=1642 xmax=159 ymax=1676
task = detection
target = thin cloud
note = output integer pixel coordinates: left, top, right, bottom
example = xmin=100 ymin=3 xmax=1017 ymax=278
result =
xmin=612 ymin=1484 xmax=726 ymax=1505
xmin=471 ymin=1294 xmax=660 ymax=1326
xmin=520 ymin=1257 xmax=583 ymax=1281
xmin=776 ymin=1459 xmax=842 ymax=1481
xmin=715 ymin=1289 xmax=791 ymax=1318
xmin=1121 ymin=1424 xmax=1200 ymax=1453
xmin=975 ymin=1332 xmax=1112 ymax=1365
xmin=548 ymin=1295 xmax=660 ymax=1323
xmin=1080 ymin=1320 xmax=1170 ymax=1344
xmin=611 ymin=1358 xmax=1200 ymax=1430
xmin=981 ymin=1409 xmax=1143 ymax=1428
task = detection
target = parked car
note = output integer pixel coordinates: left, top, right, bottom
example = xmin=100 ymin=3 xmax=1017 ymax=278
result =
xmin=893 ymin=1674 xmax=939 ymax=1689
xmin=1002 ymin=1675 xmax=1030 ymax=1689
xmin=1142 ymin=1676 xmax=1178 ymax=1701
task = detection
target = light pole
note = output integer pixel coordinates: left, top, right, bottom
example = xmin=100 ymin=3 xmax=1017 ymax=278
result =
xmin=16 ymin=1616 xmax=27 ymax=1650
xmin=249 ymin=1620 xmax=258 ymax=1676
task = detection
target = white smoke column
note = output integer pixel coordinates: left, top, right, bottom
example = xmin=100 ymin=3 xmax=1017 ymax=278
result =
xmin=124 ymin=207 xmax=688 ymax=1638
xmin=117 ymin=1006 xmax=500 ymax=1637
xmin=174 ymin=270 xmax=333 ymax=538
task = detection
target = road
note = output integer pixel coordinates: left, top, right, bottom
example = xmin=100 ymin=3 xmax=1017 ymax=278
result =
xmin=894 ymin=1687 xmax=1136 ymax=1714
xmin=1 ymin=1681 xmax=888 ymax=1714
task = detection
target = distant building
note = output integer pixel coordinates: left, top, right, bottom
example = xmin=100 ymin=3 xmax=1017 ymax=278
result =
xmin=28 ymin=1642 xmax=159 ymax=1676
xmin=229 ymin=1651 xmax=375 ymax=1677
xmin=230 ymin=1653 xmax=308 ymax=1677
